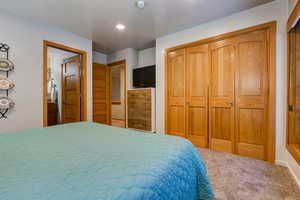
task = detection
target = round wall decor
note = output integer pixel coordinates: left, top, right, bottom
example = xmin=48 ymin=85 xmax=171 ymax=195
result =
xmin=0 ymin=76 xmax=14 ymax=90
xmin=0 ymin=96 xmax=14 ymax=110
xmin=0 ymin=43 xmax=14 ymax=119
xmin=0 ymin=58 xmax=14 ymax=72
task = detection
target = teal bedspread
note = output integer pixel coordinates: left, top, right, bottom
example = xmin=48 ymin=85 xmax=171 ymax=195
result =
xmin=0 ymin=122 xmax=214 ymax=200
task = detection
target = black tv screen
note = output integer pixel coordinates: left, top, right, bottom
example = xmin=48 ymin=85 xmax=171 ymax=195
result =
xmin=133 ymin=65 xmax=156 ymax=88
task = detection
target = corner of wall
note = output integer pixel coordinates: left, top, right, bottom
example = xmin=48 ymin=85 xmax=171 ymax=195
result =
xmin=276 ymin=149 xmax=300 ymax=187
xmin=93 ymin=51 xmax=107 ymax=65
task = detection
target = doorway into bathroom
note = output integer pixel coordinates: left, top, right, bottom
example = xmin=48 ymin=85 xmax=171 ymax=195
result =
xmin=43 ymin=41 xmax=87 ymax=127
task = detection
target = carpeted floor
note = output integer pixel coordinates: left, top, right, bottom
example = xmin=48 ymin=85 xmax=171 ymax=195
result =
xmin=198 ymin=148 xmax=300 ymax=200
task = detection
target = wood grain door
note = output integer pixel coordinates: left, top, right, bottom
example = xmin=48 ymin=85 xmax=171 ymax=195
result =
xmin=288 ymin=25 xmax=300 ymax=146
xmin=166 ymin=49 xmax=186 ymax=137
xmin=234 ymin=30 xmax=269 ymax=160
xmin=93 ymin=63 xmax=111 ymax=125
xmin=209 ymin=39 xmax=235 ymax=153
xmin=61 ymin=55 xmax=81 ymax=124
xmin=186 ymin=44 xmax=209 ymax=147
xmin=287 ymin=24 xmax=300 ymax=165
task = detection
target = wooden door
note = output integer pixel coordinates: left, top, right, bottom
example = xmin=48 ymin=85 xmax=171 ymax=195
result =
xmin=209 ymin=39 xmax=235 ymax=153
xmin=186 ymin=44 xmax=209 ymax=147
xmin=288 ymin=25 xmax=300 ymax=145
xmin=234 ymin=30 xmax=269 ymax=160
xmin=93 ymin=63 xmax=111 ymax=125
xmin=166 ymin=49 xmax=186 ymax=137
xmin=287 ymin=24 xmax=300 ymax=164
xmin=61 ymin=55 xmax=81 ymax=124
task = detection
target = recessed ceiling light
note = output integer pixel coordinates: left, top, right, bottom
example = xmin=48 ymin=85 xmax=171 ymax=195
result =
xmin=116 ymin=24 xmax=125 ymax=31
xmin=136 ymin=0 xmax=145 ymax=9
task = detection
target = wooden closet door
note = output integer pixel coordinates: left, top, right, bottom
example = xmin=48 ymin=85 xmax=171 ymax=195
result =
xmin=234 ymin=30 xmax=268 ymax=160
xmin=209 ymin=39 xmax=235 ymax=153
xmin=186 ymin=44 xmax=209 ymax=147
xmin=167 ymin=49 xmax=186 ymax=137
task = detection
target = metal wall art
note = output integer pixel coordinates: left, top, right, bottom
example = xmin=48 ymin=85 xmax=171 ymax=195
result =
xmin=0 ymin=43 xmax=14 ymax=119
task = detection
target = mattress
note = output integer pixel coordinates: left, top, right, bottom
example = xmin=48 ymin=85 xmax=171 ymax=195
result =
xmin=0 ymin=122 xmax=214 ymax=200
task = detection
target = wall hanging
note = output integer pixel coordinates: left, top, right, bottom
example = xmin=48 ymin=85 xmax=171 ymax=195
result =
xmin=0 ymin=43 xmax=15 ymax=119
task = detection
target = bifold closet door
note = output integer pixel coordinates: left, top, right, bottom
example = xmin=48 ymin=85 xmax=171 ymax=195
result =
xmin=186 ymin=44 xmax=209 ymax=147
xmin=209 ymin=39 xmax=235 ymax=153
xmin=166 ymin=49 xmax=186 ymax=137
xmin=234 ymin=30 xmax=268 ymax=160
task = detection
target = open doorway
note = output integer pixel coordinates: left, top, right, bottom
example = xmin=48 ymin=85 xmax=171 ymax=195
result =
xmin=109 ymin=60 xmax=126 ymax=128
xmin=43 ymin=41 xmax=87 ymax=127
xmin=92 ymin=60 xmax=126 ymax=128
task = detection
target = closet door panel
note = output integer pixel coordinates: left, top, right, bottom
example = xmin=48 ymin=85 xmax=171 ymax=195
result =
xmin=187 ymin=106 xmax=206 ymax=142
xmin=186 ymin=44 xmax=209 ymax=147
xmin=210 ymin=107 xmax=233 ymax=153
xmin=168 ymin=105 xmax=185 ymax=137
xmin=237 ymin=109 xmax=265 ymax=159
xmin=211 ymin=108 xmax=232 ymax=140
xmin=293 ymin=26 xmax=300 ymax=141
xmin=209 ymin=39 xmax=235 ymax=153
xmin=167 ymin=49 xmax=186 ymax=137
xmin=288 ymin=29 xmax=296 ymax=145
xmin=235 ymin=30 xmax=268 ymax=160
xmin=211 ymin=41 xmax=234 ymax=99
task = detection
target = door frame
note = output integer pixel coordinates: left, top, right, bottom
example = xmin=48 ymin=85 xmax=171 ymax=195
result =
xmin=164 ymin=21 xmax=276 ymax=162
xmin=108 ymin=60 xmax=127 ymax=128
xmin=43 ymin=40 xmax=88 ymax=127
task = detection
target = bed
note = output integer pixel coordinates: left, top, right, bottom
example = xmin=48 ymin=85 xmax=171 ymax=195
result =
xmin=0 ymin=122 xmax=214 ymax=200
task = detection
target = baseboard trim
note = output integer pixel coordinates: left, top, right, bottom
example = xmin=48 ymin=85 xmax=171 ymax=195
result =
xmin=276 ymin=160 xmax=300 ymax=187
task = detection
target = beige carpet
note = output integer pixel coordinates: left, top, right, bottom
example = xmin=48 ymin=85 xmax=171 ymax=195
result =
xmin=198 ymin=148 xmax=300 ymax=200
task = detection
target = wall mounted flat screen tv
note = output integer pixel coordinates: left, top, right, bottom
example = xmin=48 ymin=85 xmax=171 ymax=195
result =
xmin=133 ymin=65 xmax=156 ymax=88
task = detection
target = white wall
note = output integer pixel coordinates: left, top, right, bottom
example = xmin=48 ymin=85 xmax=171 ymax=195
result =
xmin=107 ymin=48 xmax=138 ymax=90
xmin=93 ymin=51 xmax=107 ymax=64
xmin=289 ymin=0 xmax=299 ymax=14
xmin=155 ymin=0 xmax=300 ymax=182
xmin=137 ymin=47 xmax=156 ymax=68
xmin=0 ymin=11 xmax=93 ymax=133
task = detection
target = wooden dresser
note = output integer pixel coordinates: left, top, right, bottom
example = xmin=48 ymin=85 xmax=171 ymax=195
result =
xmin=127 ymin=89 xmax=155 ymax=132
xmin=48 ymin=102 xmax=58 ymax=126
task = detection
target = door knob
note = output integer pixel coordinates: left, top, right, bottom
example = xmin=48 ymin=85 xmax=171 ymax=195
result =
xmin=288 ymin=105 xmax=294 ymax=112
xmin=230 ymin=102 xmax=234 ymax=107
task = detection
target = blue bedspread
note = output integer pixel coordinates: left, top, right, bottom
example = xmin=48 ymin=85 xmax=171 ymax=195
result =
xmin=0 ymin=122 xmax=214 ymax=200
